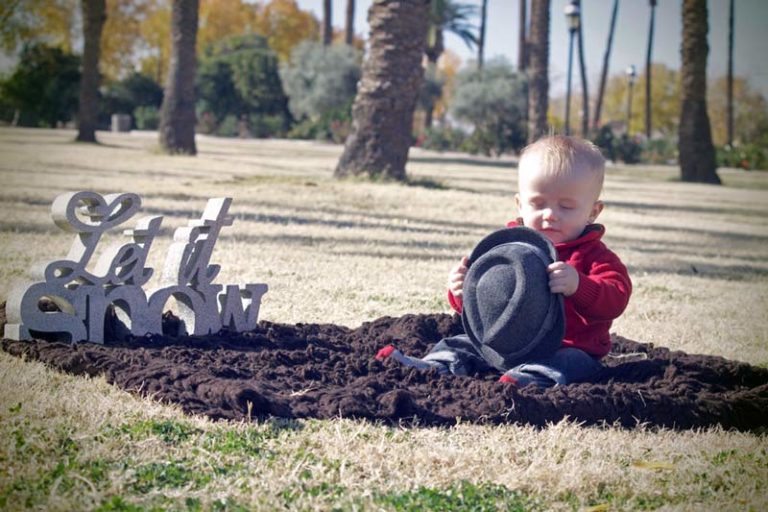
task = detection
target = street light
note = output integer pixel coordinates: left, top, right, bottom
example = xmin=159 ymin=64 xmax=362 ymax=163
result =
xmin=564 ymin=1 xmax=580 ymax=136
xmin=625 ymin=64 xmax=637 ymax=135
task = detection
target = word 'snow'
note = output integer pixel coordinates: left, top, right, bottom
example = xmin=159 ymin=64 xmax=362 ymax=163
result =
xmin=4 ymin=192 xmax=268 ymax=343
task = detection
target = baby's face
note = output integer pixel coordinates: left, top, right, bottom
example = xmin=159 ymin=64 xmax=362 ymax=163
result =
xmin=516 ymin=158 xmax=603 ymax=244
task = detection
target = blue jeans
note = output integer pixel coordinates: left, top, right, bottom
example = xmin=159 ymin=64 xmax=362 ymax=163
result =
xmin=502 ymin=347 xmax=604 ymax=387
xmin=422 ymin=334 xmax=603 ymax=388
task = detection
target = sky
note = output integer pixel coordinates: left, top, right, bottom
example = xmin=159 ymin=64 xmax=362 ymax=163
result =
xmin=296 ymin=0 xmax=768 ymax=98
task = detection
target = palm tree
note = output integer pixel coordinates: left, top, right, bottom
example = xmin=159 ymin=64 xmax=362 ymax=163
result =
xmin=423 ymin=0 xmax=477 ymax=129
xmin=345 ymin=0 xmax=355 ymax=46
xmin=679 ymin=0 xmax=720 ymax=184
xmin=477 ymin=0 xmax=488 ymax=71
xmin=76 ymin=0 xmax=106 ymax=143
xmin=518 ymin=0 xmax=528 ymax=72
xmin=334 ymin=0 xmax=429 ymax=181
xmin=527 ymin=0 xmax=549 ymax=142
xmin=593 ymin=0 xmax=619 ymax=130
xmin=645 ymin=0 xmax=656 ymax=138
xmin=726 ymin=0 xmax=734 ymax=146
xmin=424 ymin=0 xmax=477 ymax=66
xmin=158 ymin=0 xmax=199 ymax=155
xmin=575 ymin=0 xmax=589 ymax=136
xmin=322 ymin=0 xmax=332 ymax=46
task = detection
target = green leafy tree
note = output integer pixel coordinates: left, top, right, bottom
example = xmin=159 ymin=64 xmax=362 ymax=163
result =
xmin=279 ymin=41 xmax=360 ymax=122
xmin=450 ymin=58 xmax=527 ymax=156
xmin=708 ymin=75 xmax=768 ymax=147
xmin=0 ymin=43 xmax=80 ymax=127
xmin=601 ymin=63 xmax=680 ymax=138
xmin=102 ymin=72 xmax=163 ymax=129
xmin=197 ymin=34 xmax=291 ymax=137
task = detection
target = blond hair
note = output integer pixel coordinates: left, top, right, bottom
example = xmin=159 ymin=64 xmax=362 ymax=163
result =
xmin=519 ymin=135 xmax=606 ymax=192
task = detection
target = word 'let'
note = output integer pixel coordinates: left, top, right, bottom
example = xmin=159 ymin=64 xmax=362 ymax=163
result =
xmin=4 ymin=191 xmax=268 ymax=343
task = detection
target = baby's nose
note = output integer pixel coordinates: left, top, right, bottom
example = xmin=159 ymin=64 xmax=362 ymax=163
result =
xmin=543 ymin=208 xmax=557 ymax=220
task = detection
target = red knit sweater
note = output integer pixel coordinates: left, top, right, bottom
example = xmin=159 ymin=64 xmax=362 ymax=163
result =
xmin=448 ymin=223 xmax=632 ymax=358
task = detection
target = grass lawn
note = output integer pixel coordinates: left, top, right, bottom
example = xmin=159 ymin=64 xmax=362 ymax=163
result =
xmin=0 ymin=127 xmax=766 ymax=511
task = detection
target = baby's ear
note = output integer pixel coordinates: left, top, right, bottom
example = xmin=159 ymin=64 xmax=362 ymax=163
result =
xmin=514 ymin=193 xmax=522 ymax=211
xmin=589 ymin=200 xmax=604 ymax=222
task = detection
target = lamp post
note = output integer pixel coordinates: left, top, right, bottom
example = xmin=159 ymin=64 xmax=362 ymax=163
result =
xmin=564 ymin=1 xmax=580 ymax=136
xmin=625 ymin=64 xmax=637 ymax=135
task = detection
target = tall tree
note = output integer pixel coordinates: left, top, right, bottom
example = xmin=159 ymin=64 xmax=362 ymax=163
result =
xmin=322 ymin=0 xmax=332 ymax=45
xmin=527 ymin=0 xmax=549 ymax=142
xmin=726 ymin=0 xmax=734 ymax=146
xmin=645 ymin=0 xmax=656 ymax=138
xmin=518 ymin=0 xmax=527 ymax=72
xmin=76 ymin=0 xmax=107 ymax=143
xmin=334 ymin=0 xmax=429 ymax=181
xmin=477 ymin=0 xmax=488 ymax=71
xmin=158 ymin=0 xmax=199 ymax=155
xmin=575 ymin=0 xmax=589 ymax=136
xmin=593 ymin=0 xmax=618 ymax=130
xmin=423 ymin=0 xmax=476 ymax=129
xmin=345 ymin=0 xmax=355 ymax=45
xmin=679 ymin=0 xmax=719 ymax=184
xmin=424 ymin=0 xmax=477 ymax=66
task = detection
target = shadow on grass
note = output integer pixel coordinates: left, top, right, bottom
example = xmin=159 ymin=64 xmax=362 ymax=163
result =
xmin=405 ymin=177 xmax=449 ymax=190
xmin=142 ymin=196 xmax=498 ymax=237
xmin=607 ymin=200 xmax=768 ymax=220
xmin=411 ymin=155 xmax=516 ymax=169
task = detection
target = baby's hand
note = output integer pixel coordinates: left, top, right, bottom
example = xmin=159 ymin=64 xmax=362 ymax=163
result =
xmin=547 ymin=261 xmax=579 ymax=297
xmin=447 ymin=256 xmax=469 ymax=297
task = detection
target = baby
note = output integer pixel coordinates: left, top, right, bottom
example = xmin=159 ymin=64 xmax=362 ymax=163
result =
xmin=378 ymin=135 xmax=632 ymax=387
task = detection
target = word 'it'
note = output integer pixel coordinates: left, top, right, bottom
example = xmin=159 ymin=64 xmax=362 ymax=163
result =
xmin=4 ymin=191 xmax=268 ymax=344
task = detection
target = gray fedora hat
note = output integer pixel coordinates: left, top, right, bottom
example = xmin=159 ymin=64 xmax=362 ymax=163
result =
xmin=461 ymin=227 xmax=565 ymax=371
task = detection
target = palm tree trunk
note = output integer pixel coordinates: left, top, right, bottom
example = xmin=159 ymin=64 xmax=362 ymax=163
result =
xmin=679 ymin=0 xmax=720 ymax=184
xmin=518 ymin=0 xmax=527 ymax=72
xmin=335 ymin=0 xmax=429 ymax=181
xmin=645 ymin=0 xmax=656 ymax=138
xmin=478 ymin=0 xmax=488 ymax=72
xmin=76 ymin=0 xmax=106 ymax=143
xmin=345 ymin=0 xmax=355 ymax=46
xmin=159 ymin=0 xmax=199 ymax=155
xmin=527 ymin=0 xmax=549 ymax=142
xmin=575 ymin=0 xmax=589 ymax=136
xmin=593 ymin=0 xmax=618 ymax=130
xmin=322 ymin=0 xmax=333 ymax=45
xmin=727 ymin=0 xmax=734 ymax=146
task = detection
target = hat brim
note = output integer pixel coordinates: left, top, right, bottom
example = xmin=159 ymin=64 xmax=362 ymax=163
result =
xmin=467 ymin=227 xmax=558 ymax=266
xmin=473 ymin=296 xmax=564 ymax=371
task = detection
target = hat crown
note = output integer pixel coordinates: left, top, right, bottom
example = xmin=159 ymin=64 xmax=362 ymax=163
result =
xmin=471 ymin=246 xmax=551 ymax=350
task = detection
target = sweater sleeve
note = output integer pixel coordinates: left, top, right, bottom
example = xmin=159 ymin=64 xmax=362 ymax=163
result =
xmin=569 ymin=254 xmax=632 ymax=322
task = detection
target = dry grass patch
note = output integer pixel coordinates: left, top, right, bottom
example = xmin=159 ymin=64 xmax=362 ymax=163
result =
xmin=1 ymin=127 xmax=767 ymax=510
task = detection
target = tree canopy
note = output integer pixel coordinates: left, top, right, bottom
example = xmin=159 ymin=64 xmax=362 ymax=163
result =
xmin=0 ymin=43 xmax=80 ymax=127
xmin=279 ymin=41 xmax=360 ymax=122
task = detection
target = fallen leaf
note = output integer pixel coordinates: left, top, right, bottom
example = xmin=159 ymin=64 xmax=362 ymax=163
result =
xmin=631 ymin=460 xmax=675 ymax=471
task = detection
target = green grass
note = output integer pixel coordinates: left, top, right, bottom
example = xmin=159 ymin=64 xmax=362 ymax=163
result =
xmin=373 ymin=481 xmax=539 ymax=512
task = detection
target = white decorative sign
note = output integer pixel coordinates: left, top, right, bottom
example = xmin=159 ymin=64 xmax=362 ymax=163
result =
xmin=4 ymin=192 xmax=268 ymax=343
